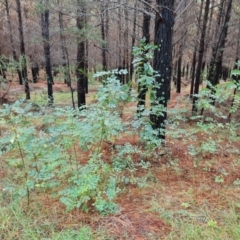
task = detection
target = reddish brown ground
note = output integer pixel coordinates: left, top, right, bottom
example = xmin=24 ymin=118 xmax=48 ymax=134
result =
xmin=1 ymin=76 xmax=240 ymax=239
xmin=0 ymin=71 xmax=70 ymax=103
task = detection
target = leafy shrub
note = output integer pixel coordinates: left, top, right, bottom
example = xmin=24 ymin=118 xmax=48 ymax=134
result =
xmin=0 ymin=72 xmax=159 ymax=214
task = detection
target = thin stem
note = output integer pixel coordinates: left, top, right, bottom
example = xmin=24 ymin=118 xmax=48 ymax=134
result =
xmin=16 ymin=135 xmax=30 ymax=206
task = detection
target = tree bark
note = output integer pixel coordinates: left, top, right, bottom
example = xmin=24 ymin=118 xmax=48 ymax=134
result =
xmin=176 ymin=55 xmax=182 ymax=93
xmin=76 ymin=1 xmax=86 ymax=108
xmin=176 ymin=0 xmax=187 ymax=93
xmin=207 ymin=0 xmax=225 ymax=86
xmin=186 ymin=63 xmax=189 ymax=79
xmin=30 ymin=57 xmax=39 ymax=83
xmin=150 ymin=0 xmax=175 ymax=140
xmin=190 ymin=0 xmax=204 ymax=98
xmin=84 ymin=13 xmax=88 ymax=94
xmin=192 ymin=0 xmax=210 ymax=113
xmin=213 ymin=0 xmax=233 ymax=86
xmin=117 ymin=0 xmax=122 ymax=70
xmin=137 ymin=0 xmax=151 ymax=114
xmin=16 ymin=0 xmax=30 ymax=99
xmin=5 ymin=0 xmax=23 ymax=85
xmin=40 ymin=0 xmax=54 ymax=105
xmin=100 ymin=1 xmax=108 ymax=71
xmin=202 ymin=0 xmax=214 ymax=75
xmin=123 ymin=2 xmax=129 ymax=84
xmin=58 ymin=5 xmax=69 ymax=85
xmin=130 ymin=0 xmax=138 ymax=80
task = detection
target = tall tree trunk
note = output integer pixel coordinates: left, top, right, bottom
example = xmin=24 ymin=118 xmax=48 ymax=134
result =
xmin=31 ymin=64 xmax=39 ymax=83
xmin=123 ymin=2 xmax=129 ymax=84
xmin=231 ymin=19 xmax=240 ymax=96
xmin=30 ymin=55 xmax=39 ymax=83
xmin=40 ymin=0 xmax=54 ymax=105
xmin=100 ymin=2 xmax=108 ymax=71
xmin=235 ymin=21 xmax=240 ymax=64
xmin=176 ymin=1 xmax=187 ymax=93
xmin=130 ymin=0 xmax=137 ymax=80
xmin=142 ymin=1 xmax=151 ymax=44
xmin=213 ymin=0 xmax=233 ymax=86
xmin=76 ymin=1 xmax=86 ymax=108
xmin=229 ymin=56 xmax=239 ymax=120
xmin=207 ymin=0 xmax=225 ymax=86
xmin=202 ymin=0 xmax=214 ymax=74
xmin=182 ymin=65 xmax=185 ymax=77
xmin=186 ymin=63 xmax=189 ymax=78
xmin=117 ymin=0 xmax=122 ymax=71
xmin=58 ymin=6 xmax=69 ymax=85
xmin=5 ymin=0 xmax=23 ymax=85
xmin=190 ymin=0 xmax=204 ymax=97
xmin=137 ymin=0 xmax=151 ymax=114
xmin=192 ymin=0 xmax=210 ymax=113
xmin=57 ymin=0 xmax=75 ymax=106
xmin=0 ymin=54 xmax=7 ymax=80
xmin=16 ymin=0 xmax=30 ymax=99
xmin=150 ymin=0 xmax=175 ymax=141
xmin=176 ymin=55 xmax=182 ymax=93
xmin=84 ymin=13 xmax=88 ymax=94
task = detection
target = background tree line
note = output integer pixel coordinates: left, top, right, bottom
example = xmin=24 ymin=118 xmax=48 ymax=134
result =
xmin=0 ymin=0 xmax=239 ymax=138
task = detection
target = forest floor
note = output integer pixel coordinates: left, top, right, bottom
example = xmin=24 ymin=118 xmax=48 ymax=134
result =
xmin=1 ymin=73 xmax=240 ymax=239
xmin=0 ymin=72 xmax=96 ymax=106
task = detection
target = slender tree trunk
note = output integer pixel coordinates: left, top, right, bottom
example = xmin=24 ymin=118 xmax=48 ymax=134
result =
xmin=150 ymin=0 xmax=175 ymax=140
xmin=202 ymin=0 xmax=214 ymax=75
xmin=182 ymin=65 xmax=185 ymax=77
xmin=100 ymin=2 xmax=108 ymax=71
xmin=142 ymin=1 xmax=151 ymax=43
xmin=186 ymin=63 xmax=189 ymax=79
xmin=57 ymin=0 xmax=75 ymax=107
xmin=123 ymin=2 xmax=129 ymax=84
xmin=40 ymin=0 xmax=54 ymax=105
xmin=16 ymin=0 xmax=30 ymax=99
xmin=190 ymin=50 xmax=197 ymax=97
xmin=213 ymin=0 xmax=233 ymax=86
xmin=30 ymin=57 xmax=38 ymax=83
xmin=84 ymin=13 xmax=88 ymax=94
xmin=5 ymin=0 xmax=23 ymax=85
xmin=176 ymin=55 xmax=182 ymax=93
xmin=137 ymin=0 xmax=151 ymax=114
xmin=65 ymin=41 xmax=75 ymax=108
xmin=76 ymin=1 xmax=86 ymax=108
xmin=117 ymin=0 xmax=122 ymax=71
xmin=177 ymin=1 xmax=187 ymax=93
xmin=207 ymin=0 xmax=224 ymax=86
xmin=58 ymin=7 xmax=69 ymax=85
xmin=173 ymin=60 xmax=177 ymax=84
xmin=130 ymin=0 xmax=137 ymax=80
xmin=192 ymin=0 xmax=210 ymax=113
xmin=229 ymin=58 xmax=239 ymax=120
xmin=0 ymin=54 xmax=7 ymax=80
xmin=200 ymin=61 xmax=205 ymax=83
xmin=235 ymin=21 xmax=240 ymax=66
xmin=190 ymin=0 xmax=204 ymax=97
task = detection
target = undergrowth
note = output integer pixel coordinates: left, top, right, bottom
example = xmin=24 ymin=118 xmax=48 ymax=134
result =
xmin=1 ymin=45 xmax=240 ymax=239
